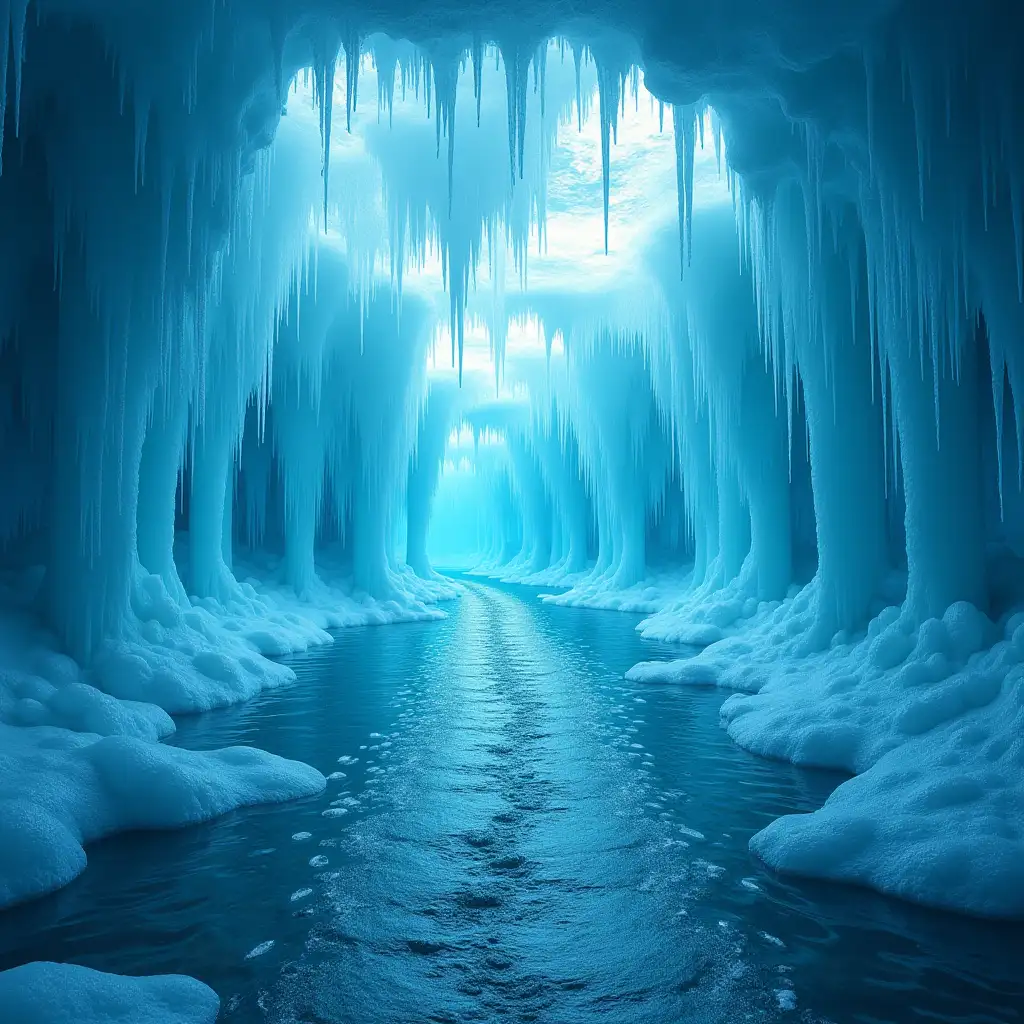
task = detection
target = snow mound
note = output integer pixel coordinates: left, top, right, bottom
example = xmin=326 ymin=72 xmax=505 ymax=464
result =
xmin=0 ymin=603 xmax=174 ymax=741
xmin=0 ymin=723 xmax=325 ymax=908
xmin=631 ymin=583 xmax=1024 ymax=916
xmin=751 ymin=665 xmax=1024 ymax=917
xmin=0 ymin=962 xmax=219 ymax=1024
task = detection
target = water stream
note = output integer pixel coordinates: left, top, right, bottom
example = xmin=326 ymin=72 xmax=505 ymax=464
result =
xmin=2 ymin=578 xmax=1022 ymax=1023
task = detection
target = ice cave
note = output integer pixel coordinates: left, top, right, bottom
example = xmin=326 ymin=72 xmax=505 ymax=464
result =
xmin=1 ymin=0 xmax=1024 ymax=1020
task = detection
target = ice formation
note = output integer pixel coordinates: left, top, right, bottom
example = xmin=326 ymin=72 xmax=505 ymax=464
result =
xmin=1 ymin=3 xmax=1024 ymax=1012
xmin=0 ymin=962 xmax=220 ymax=1023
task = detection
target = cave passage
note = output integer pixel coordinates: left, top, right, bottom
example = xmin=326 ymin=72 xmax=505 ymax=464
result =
xmin=3 ymin=580 xmax=1023 ymax=1023
xmin=3 ymin=0 xmax=1024 ymax=1018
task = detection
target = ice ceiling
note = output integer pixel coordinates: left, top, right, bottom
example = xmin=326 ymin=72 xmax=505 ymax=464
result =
xmin=2 ymin=0 xmax=1024 ymax=919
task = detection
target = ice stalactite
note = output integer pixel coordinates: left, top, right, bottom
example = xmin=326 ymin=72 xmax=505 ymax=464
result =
xmin=646 ymin=334 xmax=719 ymax=592
xmin=365 ymin=41 xmax=569 ymax=375
xmin=44 ymin=74 xmax=184 ymax=660
xmin=506 ymin=433 xmax=553 ymax=574
xmin=552 ymin=337 xmax=669 ymax=595
xmin=526 ymin=408 xmax=592 ymax=577
xmin=672 ymin=104 xmax=698 ymax=267
xmin=274 ymin=397 xmax=327 ymax=598
xmin=594 ymin=58 xmax=624 ymax=254
xmin=269 ymin=241 xmax=352 ymax=596
xmin=881 ymin=284 xmax=986 ymax=622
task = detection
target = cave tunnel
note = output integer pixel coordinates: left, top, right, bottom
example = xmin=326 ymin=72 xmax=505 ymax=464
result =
xmin=1 ymin=1 xmax=1024 ymax=1020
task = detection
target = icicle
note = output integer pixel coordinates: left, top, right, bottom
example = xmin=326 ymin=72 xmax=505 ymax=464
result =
xmin=595 ymin=62 xmax=621 ymax=255
xmin=1012 ymin=178 xmax=1024 ymax=304
xmin=343 ymin=30 xmax=360 ymax=132
xmin=314 ymin=44 xmax=338 ymax=228
xmin=9 ymin=0 xmax=27 ymax=143
xmin=572 ymin=44 xmax=584 ymax=132
xmin=430 ymin=54 xmax=460 ymax=216
xmin=374 ymin=45 xmax=398 ymax=126
xmin=672 ymin=105 xmax=696 ymax=271
xmin=907 ymin=53 xmax=929 ymax=219
xmin=502 ymin=43 xmax=522 ymax=184
xmin=0 ymin=2 xmax=9 ymax=171
xmin=536 ymin=41 xmax=547 ymax=122
xmin=710 ymin=108 xmax=723 ymax=174
xmin=471 ymin=33 xmax=484 ymax=127
xmin=993 ymin=355 xmax=1007 ymax=519
xmin=133 ymin=94 xmax=150 ymax=192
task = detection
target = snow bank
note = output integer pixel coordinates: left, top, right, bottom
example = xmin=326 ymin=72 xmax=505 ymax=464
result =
xmin=750 ymin=673 xmax=1024 ymax=918
xmin=540 ymin=567 xmax=691 ymax=614
xmin=634 ymin=570 xmax=802 ymax=648
xmin=0 ymin=962 xmax=219 ymax=1024
xmin=104 ymin=550 xmax=456 ymax=716
xmin=0 ymin=552 xmax=459 ymax=909
xmin=474 ymin=558 xmax=693 ymax=614
xmin=0 ymin=721 xmax=325 ymax=908
xmin=629 ymin=584 xmax=1024 ymax=917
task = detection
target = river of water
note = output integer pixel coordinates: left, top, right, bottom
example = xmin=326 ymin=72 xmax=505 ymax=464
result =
xmin=1 ymin=577 xmax=1022 ymax=1023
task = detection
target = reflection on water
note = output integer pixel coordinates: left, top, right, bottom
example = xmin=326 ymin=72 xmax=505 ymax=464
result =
xmin=1 ymin=577 xmax=1023 ymax=1023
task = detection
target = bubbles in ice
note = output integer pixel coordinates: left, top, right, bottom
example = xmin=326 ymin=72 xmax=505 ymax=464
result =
xmin=290 ymin=888 xmax=313 ymax=901
xmin=309 ymin=854 xmax=329 ymax=867
xmin=291 ymin=832 xmax=313 ymax=841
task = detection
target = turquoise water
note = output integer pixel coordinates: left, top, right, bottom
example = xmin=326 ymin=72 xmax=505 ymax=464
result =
xmin=1 ymin=577 xmax=1022 ymax=1022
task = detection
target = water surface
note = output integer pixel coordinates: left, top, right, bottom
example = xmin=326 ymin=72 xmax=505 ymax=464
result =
xmin=1 ymin=577 xmax=1022 ymax=1023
